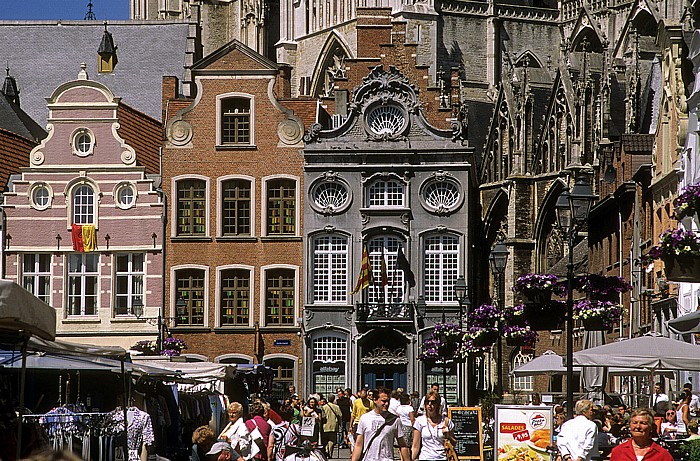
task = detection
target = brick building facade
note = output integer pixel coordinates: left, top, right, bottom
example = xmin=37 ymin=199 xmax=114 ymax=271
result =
xmin=162 ymin=40 xmax=315 ymax=396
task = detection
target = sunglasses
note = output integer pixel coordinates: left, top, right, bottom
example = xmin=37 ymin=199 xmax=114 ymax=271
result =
xmin=667 ymin=412 xmax=676 ymax=416
xmin=426 ymin=400 xmax=438 ymax=405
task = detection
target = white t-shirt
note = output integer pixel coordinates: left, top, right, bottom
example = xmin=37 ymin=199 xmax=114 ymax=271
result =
xmin=396 ymin=404 xmax=414 ymax=426
xmin=413 ymin=415 xmax=455 ymax=461
xmin=356 ymin=411 xmax=404 ymax=461
xmin=389 ymin=398 xmax=400 ymax=415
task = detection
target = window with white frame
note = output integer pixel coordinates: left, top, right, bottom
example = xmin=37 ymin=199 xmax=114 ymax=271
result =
xmin=175 ymin=269 xmax=206 ymax=325
xmin=221 ymin=179 xmax=252 ymax=236
xmin=115 ymin=183 xmax=136 ymax=209
xmin=220 ymin=269 xmax=250 ymax=325
xmin=267 ymin=179 xmax=296 ymax=235
xmin=265 ymin=358 xmax=295 ymax=402
xmin=114 ymin=253 xmax=144 ymax=316
xmin=177 ymin=179 xmax=207 ymax=236
xmin=221 ymin=98 xmax=251 ymax=145
xmin=367 ymin=236 xmax=404 ymax=303
xmin=367 ymin=179 xmax=405 ymax=207
xmin=512 ymin=351 xmax=534 ymax=391
xmin=424 ymin=234 xmax=459 ymax=303
xmin=312 ymin=235 xmax=348 ymax=303
xmin=313 ymin=336 xmax=347 ymax=362
xmin=31 ymin=184 xmax=51 ymax=210
xmin=22 ymin=254 xmax=51 ymax=304
xmin=73 ymin=184 xmax=95 ymax=224
xmin=67 ymin=253 xmax=99 ymax=316
xmin=265 ymin=269 xmax=295 ymax=325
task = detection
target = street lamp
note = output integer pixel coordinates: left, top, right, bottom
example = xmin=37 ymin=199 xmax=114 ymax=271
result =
xmin=133 ymin=297 xmax=188 ymax=353
xmin=454 ymin=276 xmax=470 ymax=405
xmin=555 ymin=176 xmax=596 ymax=419
xmin=489 ymin=238 xmax=509 ymax=397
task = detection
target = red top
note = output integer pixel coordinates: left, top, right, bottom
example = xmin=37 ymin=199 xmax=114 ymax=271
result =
xmin=268 ymin=408 xmax=283 ymax=425
xmin=610 ymin=439 xmax=673 ymax=461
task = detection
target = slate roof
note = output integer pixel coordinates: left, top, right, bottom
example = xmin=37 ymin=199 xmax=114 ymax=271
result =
xmin=0 ymin=75 xmax=45 ymax=142
xmin=0 ymin=20 xmax=191 ymax=125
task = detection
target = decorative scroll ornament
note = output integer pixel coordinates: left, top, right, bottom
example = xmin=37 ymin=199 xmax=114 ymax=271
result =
xmin=278 ymin=117 xmax=304 ymax=146
xmin=451 ymin=102 xmax=468 ymax=142
xmin=304 ymin=123 xmax=323 ymax=143
xmin=169 ymin=120 xmax=193 ymax=147
xmin=360 ymin=346 xmax=409 ymax=365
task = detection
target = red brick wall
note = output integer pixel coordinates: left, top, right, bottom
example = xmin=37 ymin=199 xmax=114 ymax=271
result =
xmin=117 ymin=103 xmax=163 ymax=175
xmin=0 ymin=128 xmax=36 ymax=192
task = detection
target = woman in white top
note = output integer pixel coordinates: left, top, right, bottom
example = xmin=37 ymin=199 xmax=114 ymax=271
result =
xmin=396 ymin=393 xmax=416 ymax=448
xmin=219 ymin=401 xmax=256 ymax=460
xmin=676 ymin=390 xmax=691 ymax=434
xmin=411 ymin=391 xmax=456 ymax=461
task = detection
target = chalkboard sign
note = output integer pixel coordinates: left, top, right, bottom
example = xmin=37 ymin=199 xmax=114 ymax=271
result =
xmin=448 ymin=407 xmax=483 ymax=460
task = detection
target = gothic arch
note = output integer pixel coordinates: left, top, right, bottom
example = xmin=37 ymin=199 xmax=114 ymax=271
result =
xmin=483 ymin=187 xmax=510 ymax=246
xmin=533 ymin=179 xmax=568 ymax=273
xmin=514 ymin=50 xmax=544 ymax=69
xmin=311 ymin=32 xmax=354 ymax=98
xmin=571 ymin=27 xmax=604 ymax=53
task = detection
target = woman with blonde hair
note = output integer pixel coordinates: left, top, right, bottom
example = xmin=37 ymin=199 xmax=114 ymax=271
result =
xmin=220 ymin=402 xmax=256 ymax=460
xmin=192 ymin=425 xmax=216 ymax=461
xmin=411 ymin=390 xmax=456 ymax=461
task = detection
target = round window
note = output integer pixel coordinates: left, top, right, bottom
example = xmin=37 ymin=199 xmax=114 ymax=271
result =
xmin=423 ymin=180 xmax=460 ymax=212
xmin=32 ymin=185 xmax=50 ymax=209
xmin=366 ymin=105 xmax=406 ymax=136
xmin=313 ymin=182 xmax=348 ymax=212
xmin=76 ymin=133 xmax=92 ymax=154
xmin=116 ymin=184 xmax=136 ymax=209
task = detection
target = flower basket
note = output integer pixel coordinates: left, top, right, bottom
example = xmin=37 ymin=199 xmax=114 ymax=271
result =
xmin=472 ymin=329 xmax=499 ymax=347
xmin=523 ymin=302 xmax=565 ymax=331
xmin=577 ymin=275 xmax=632 ymax=303
xmin=582 ymin=316 xmax=613 ymax=332
xmin=521 ymin=290 xmax=552 ymax=307
xmin=506 ymin=336 xmax=528 ymax=347
xmin=674 ymin=182 xmax=700 ymax=221
xmin=502 ymin=322 xmax=537 ymax=347
xmin=663 ymin=253 xmax=700 ymax=283
xmin=470 ymin=304 xmax=501 ymax=328
xmin=418 ymin=323 xmax=467 ymax=364
xmin=573 ymin=300 xmax=621 ymax=331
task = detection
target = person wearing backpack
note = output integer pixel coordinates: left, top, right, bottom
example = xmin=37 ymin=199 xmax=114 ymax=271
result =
xmin=268 ymin=404 xmax=301 ymax=461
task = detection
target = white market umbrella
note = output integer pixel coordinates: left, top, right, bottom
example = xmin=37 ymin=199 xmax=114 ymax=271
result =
xmin=573 ymin=335 xmax=700 ymax=370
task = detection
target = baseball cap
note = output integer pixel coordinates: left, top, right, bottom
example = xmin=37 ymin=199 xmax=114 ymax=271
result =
xmin=207 ymin=441 xmax=233 ymax=455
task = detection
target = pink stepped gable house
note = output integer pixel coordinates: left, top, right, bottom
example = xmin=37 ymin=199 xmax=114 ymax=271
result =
xmin=2 ymin=65 xmax=164 ymax=350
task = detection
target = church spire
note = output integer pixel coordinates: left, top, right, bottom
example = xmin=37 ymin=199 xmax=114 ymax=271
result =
xmin=2 ymin=65 xmax=20 ymax=106
xmin=85 ymin=0 xmax=97 ymax=20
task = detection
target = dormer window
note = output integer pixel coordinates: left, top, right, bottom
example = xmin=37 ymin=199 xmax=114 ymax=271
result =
xmin=98 ymin=24 xmax=118 ymax=73
xmin=216 ymin=94 xmax=255 ymax=147
xmin=72 ymin=128 xmax=95 ymax=157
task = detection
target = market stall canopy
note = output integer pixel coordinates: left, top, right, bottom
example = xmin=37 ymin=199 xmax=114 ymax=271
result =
xmin=0 ymin=280 xmax=56 ymax=341
xmin=27 ymin=337 xmax=126 ymax=357
xmin=573 ymin=335 xmax=700 ymax=371
xmin=667 ymin=310 xmax=700 ymax=334
xmin=134 ymin=359 xmax=236 ymax=381
xmin=511 ymin=350 xmax=673 ymax=377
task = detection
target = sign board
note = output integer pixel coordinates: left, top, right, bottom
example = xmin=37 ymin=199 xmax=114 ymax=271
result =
xmin=274 ymin=339 xmax=292 ymax=346
xmin=494 ymin=405 xmax=553 ymax=461
xmin=300 ymin=416 xmax=316 ymax=436
xmin=448 ymin=407 xmax=483 ymax=460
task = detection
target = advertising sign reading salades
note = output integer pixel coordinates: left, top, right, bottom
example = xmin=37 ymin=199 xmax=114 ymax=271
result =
xmin=494 ymin=405 xmax=553 ymax=461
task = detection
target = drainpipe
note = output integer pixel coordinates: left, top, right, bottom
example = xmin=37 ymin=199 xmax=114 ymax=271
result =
xmin=156 ymin=147 xmax=167 ymax=342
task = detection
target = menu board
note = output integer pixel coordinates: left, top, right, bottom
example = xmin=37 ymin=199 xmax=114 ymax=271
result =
xmin=448 ymin=407 xmax=483 ymax=460
xmin=494 ymin=405 xmax=553 ymax=461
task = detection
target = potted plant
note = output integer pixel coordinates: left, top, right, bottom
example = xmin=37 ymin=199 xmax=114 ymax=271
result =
xmin=418 ymin=323 xmax=467 ymax=365
xmin=573 ymin=299 xmax=623 ymax=331
xmin=470 ymin=303 xmax=501 ymax=328
xmin=576 ymin=275 xmax=631 ymax=302
xmin=673 ymin=182 xmax=700 ymax=221
xmin=130 ymin=339 xmax=158 ymax=355
xmin=513 ymin=273 xmax=565 ymax=306
xmin=524 ymin=300 xmax=566 ymax=331
xmin=161 ymin=337 xmax=188 ymax=357
xmin=502 ymin=324 xmax=537 ymax=347
xmin=649 ymin=228 xmax=700 ymax=282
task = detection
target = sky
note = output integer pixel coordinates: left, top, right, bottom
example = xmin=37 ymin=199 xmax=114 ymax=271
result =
xmin=0 ymin=0 xmax=130 ymax=20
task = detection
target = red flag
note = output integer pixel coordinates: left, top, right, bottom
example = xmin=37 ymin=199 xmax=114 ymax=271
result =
xmin=71 ymin=224 xmax=84 ymax=252
xmin=351 ymin=246 xmax=374 ymax=294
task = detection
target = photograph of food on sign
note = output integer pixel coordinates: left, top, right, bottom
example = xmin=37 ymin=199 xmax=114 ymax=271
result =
xmin=495 ymin=405 xmax=553 ymax=461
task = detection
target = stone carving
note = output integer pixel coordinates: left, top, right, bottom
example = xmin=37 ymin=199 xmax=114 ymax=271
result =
xmin=169 ymin=120 xmax=193 ymax=147
xmin=360 ymin=346 xmax=408 ymax=365
xmin=451 ymin=102 xmax=469 ymax=142
xmin=31 ymin=151 xmax=45 ymax=166
xmin=304 ymin=123 xmax=323 ymax=143
xmin=278 ymin=117 xmax=304 ymax=145
xmin=121 ymin=150 xmax=136 ymax=165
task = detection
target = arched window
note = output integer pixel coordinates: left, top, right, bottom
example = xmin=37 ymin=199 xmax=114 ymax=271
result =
xmin=265 ymin=268 xmax=295 ymax=325
xmin=220 ymin=268 xmax=250 ymax=325
xmin=264 ymin=357 xmax=295 ymax=402
xmin=312 ymin=235 xmax=348 ymax=303
xmin=367 ymin=236 xmax=404 ymax=303
xmin=73 ymin=184 xmax=95 ymax=224
xmin=423 ymin=234 xmax=459 ymax=302
xmin=221 ymin=179 xmax=252 ymax=236
xmin=512 ymin=351 xmax=534 ymax=391
xmin=221 ymin=98 xmax=251 ymax=144
xmin=312 ymin=335 xmax=347 ymax=395
xmin=266 ymin=179 xmax=296 ymax=235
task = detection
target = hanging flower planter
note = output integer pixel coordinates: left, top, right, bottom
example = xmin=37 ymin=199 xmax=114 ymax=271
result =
xmin=646 ymin=229 xmax=700 ymax=282
xmin=513 ymin=273 xmax=565 ymax=308
xmin=673 ymin=182 xmax=700 ymax=221
xmin=573 ymin=300 xmax=622 ymax=331
xmin=576 ymin=275 xmax=632 ymax=303
xmin=418 ymin=323 xmax=467 ymax=365
xmin=502 ymin=323 xmax=537 ymax=347
xmin=663 ymin=253 xmax=700 ymax=283
xmin=471 ymin=328 xmax=499 ymax=347
xmin=523 ymin=301 xmax=565 ymax=331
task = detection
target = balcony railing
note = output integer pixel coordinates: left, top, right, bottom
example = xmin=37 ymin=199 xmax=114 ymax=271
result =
xmin=356 ymin=303 xmax=414 ymax=322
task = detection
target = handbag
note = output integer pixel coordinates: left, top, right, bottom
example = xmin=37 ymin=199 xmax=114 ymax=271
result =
xmin=444 ymin=418 xmax=458 ymax=461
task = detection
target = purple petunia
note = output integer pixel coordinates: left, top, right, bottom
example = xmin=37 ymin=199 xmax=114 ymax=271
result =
xmin=513 ymin=273 xmax=566 ymax=296
xmin=572 ymin=300 xmax=624 ymax=328
xmin=645 ymin=228 xmax=700 ymax=260
xmin=673 ymin=182 xmax=700 ymax=220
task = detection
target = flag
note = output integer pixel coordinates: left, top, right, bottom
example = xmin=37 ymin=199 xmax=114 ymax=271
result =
xmin=380 ymin=247 xmax=389 ymax=287
xmin=351 ymin=246 xmax=374 ymax=294
xmin=71 ymin=224 xmax=97 ymax=252
xmin=396 ymin=246 xmax=416 ymax=287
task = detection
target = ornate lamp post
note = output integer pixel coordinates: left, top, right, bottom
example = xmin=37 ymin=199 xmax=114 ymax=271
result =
xmin=555 ymin=175 xmax=596 ymax=419
xmin=133 ymin=297 xmax=188 ymax=353
xmin=489 ymin=238 xmax=509 ymax=397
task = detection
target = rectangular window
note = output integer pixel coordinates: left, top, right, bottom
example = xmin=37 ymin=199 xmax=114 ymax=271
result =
xmin=266 ymin=269 xmax=295 ymax=325
xmin=313 ymin=236 xmax=348 ymax=303
xmin=22 ymin=254 xmax=51 ymax=304
xmin=221 ymin=99 xmax=251 ymax=144
xmin=222 ymin=180 xmax=251 ymax=236
xmin=177 ymin=179 xmax=207 ymax=236
xmin=67 ymin=254 xmax=99 ymax=316
xmin=368 ymin=180 xmax=405 ymax=207
xmin=267 ymin=179 xmax=296 ymax=235
xmin=424 ymin=235 xmax=459 ymax=302
xmin=220 ymin=269 xmax=250 ymax=325
xmin=368 ymin=237 xmax=404 ymax=303
xmin=176 ymin=269 xmax=206 ymax=325
xmin=114 ymin=253 xmax=144 ymax=316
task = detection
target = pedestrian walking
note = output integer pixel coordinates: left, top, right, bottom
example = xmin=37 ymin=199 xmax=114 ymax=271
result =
xmin=350 ymin=388 xmax=410 ymax=461
xmin=557 ymin=399 xmax=598 ymax=461
xmin=336 ymin=388 xmax=352 ymax=448
xmin=320 ymin=395 xmax=341 ymax=458
xmin=411 ymin=390 xmax=455 ymax=461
